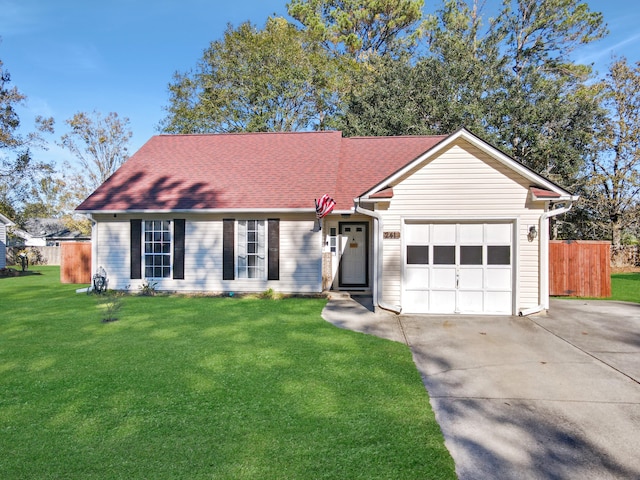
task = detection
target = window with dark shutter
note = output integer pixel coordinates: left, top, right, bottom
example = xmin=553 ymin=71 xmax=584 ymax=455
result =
xmin=268 ymin=219 xmax=279 ymax=281
xmin=223 ymin=219 xmax=235 ymax=280
xmin=173 ymin=219 xmax=185 ymax=280
xmin=130 ymin=219 xmax=142 ymax=279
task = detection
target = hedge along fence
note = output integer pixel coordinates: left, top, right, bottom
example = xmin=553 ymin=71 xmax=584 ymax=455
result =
xmin=6 ymin=246 xmax=61 ymax=266
xmin=611 ymin=245 xmax=640 ymax=267
xmin=549 ymin=240 xmax=611 ymax=298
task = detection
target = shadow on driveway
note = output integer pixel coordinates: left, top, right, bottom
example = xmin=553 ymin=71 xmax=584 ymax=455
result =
xmin=400 ymin=301 xmax=640 ymax=479
xmin=322 ymin=295 xmax=640 ymax=479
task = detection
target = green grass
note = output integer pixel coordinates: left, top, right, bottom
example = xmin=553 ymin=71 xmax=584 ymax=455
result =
xmin=610 ymin=272 xmax=640 ymax=303
xmin=0 ymin=266 xmax=455 ymax=479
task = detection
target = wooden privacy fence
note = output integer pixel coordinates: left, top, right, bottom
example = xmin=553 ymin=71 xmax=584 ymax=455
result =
xmin=549 ymin=240 xmax=611 ymax=298
xmin=61 ymin=242 xmax=91 ymax=284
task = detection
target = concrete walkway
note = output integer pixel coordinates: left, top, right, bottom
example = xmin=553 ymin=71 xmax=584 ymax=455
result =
xmin=322 ymin=295 xmax=640 ymax=480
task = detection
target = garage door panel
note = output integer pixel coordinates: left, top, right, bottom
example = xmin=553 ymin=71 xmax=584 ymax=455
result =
xmin=404 ymin=290 xmax=429 ymax=313
xmin=486 ymin=223 xmax=511 ymax=244
xmin=406 ymin=267 xmax=429 ymax=288
xmin=405 ymin=224 xmax=430 ymax=243
xmin=458 ymin=291 xmax=483 ymax=313
xmin=430 ymin=291 xmax=456 ymax=313
xmin=486 ymin=268 xmax=511 ymax=289
xmin=433 ymin=224 xmax=456 ymax=243
xmin=459 ymin=268 xmax=483 ymax=289
xmin=459 ymin=224 xmax=483 ymax=243
xmin=485 ymin=291 xmax=512 ymax=314
xmin=432 ymin=268 xmax=456 ymax=289
xmin=403 ymin=222 xmax=514 ymax=315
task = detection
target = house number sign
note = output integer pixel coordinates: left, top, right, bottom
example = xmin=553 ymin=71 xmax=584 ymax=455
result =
xmin=383 ymin=231 xmax=401 ymax=239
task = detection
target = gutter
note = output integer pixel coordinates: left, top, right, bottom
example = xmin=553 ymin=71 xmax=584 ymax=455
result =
xmin=519 ymin=201 xmax=575 ymax=316
xmin=354 ymin=200 xmax=402 ymax=314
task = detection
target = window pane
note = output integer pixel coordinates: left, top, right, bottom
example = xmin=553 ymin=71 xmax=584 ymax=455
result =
xmin=488 ymin=246 xmax=511 ymax=265
xmin=407 ymin=246 xmax=429 ymax=264
xmin=433 ymin=246 xmax=455 ymax=265
xmin=461 ymin=246 xmax=482 ymax=265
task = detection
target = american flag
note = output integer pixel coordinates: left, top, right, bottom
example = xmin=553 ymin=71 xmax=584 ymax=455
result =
xmin=315 ymin=194 xmax=336 ymax=219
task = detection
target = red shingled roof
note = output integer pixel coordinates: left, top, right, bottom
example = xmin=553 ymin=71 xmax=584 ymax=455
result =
xmin=76 ymin=131 xmax=447 ymax=212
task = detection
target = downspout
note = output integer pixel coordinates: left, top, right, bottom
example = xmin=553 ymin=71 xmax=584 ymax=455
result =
xmin=354 ymin=200 xmax=402 ymax=314
xmin=88 ymin=214 xmax=97 ymax=277
xmin=519 ymin=202 xmax=573 ymax=316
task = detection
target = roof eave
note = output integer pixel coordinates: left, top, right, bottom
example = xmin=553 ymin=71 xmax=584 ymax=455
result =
xmin=76 ymin=207 xmax=319 ymax=215
xmin=358 ymin=128 xmax=575 ymax=200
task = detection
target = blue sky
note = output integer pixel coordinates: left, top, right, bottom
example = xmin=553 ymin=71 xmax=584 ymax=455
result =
xmin=1 ymin=0 xmax=638 ymax=166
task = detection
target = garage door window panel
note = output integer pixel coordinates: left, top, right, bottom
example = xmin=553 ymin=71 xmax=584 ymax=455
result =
xmin=488 ymin=245 xmax=511 ymax=265
xmin=460 ymin=246 xmax=483 ymax=265
xmin=407 ymin=245 xmax=429 ymax=264
xmin=433 ymin=245 xmax=455 ymax=264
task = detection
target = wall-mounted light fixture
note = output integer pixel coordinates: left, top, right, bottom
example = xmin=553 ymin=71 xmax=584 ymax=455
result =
xmin=528 ymin=225 xmax=538 ymax=242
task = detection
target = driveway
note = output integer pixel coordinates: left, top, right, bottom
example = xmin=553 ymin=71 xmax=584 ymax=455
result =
xmin=323 ymin=296 xmax=640 ymax=479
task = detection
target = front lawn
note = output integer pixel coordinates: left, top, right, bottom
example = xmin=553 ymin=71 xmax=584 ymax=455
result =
xmin=610 ymin=272 xmax=640 ymax=303
xmin=0 ymin=266 xmax=455 ymax=479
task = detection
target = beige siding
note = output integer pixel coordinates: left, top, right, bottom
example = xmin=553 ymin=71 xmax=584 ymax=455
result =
xmin=378 ymin=140 xmax=545 ymax=312
xmin=92 ymin=213 xmax=322 ymax=293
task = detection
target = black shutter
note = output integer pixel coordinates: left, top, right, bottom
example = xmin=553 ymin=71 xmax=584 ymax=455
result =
xmin=173 ymin=219 xmax=185 ymax=280
xmin=223 ymin=219 xmax=235 ymax=280
xmin=268 ymin=219 xmax=279 ymax=281
xmin=130 ymin=219 xmax=142 ymax=279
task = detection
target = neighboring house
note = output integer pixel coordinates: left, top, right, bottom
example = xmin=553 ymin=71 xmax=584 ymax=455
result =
xmin=1 ymin=213 xmax=14 ymax=269
xmin=9 ymin=219 xmax=90 ymax=247
xmin=76 ymin=128 xmax=577 ymax=315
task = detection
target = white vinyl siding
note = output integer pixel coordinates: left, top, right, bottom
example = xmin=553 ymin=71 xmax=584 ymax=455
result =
xmin=377 ymin=139 xmax=544 ymax=312
xmin=92 ymin=213 xmax=322 ymax=293
xmin=0 ymin=223 xmax=6 ymax=269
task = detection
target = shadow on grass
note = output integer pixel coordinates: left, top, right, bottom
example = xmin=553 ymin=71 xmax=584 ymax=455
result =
xmin=0 ymin=268 xmax=43 ymax=278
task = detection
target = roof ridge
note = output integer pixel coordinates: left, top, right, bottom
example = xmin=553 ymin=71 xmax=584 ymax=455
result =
xmin=346 ymin=134 xmax=448 ymax=140
xmin=156 ymin=130 xmax=342 ymax=138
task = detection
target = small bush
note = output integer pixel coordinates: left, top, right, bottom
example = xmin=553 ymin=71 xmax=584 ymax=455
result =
xmin=260 ymin=288 xmax=282 ymax=300
xmin=139 ymin=279 xmax=158 ymax=296
xmin=97 ymin=290 xmax=125 ymax=323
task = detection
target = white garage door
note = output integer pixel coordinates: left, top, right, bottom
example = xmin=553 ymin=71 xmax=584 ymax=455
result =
xmin=403 ymin=222 xmax=513 ymax=314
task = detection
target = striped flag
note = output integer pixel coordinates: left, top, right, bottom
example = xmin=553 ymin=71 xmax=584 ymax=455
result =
xmin=315 ymin=194 xmax=336 ymax=219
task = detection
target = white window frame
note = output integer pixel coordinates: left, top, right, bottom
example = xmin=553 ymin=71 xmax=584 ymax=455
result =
xmin=236 ymin=220 xmax=266 ymax=279
xmin=143 ymin=220 xmax=172 ymax=279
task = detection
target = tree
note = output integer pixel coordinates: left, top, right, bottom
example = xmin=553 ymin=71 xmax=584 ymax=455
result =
xmin=339 ymin=0 xmax=499 ymax=136
xmin=0 ymin=56 xmax=54 ymax=217
xmin=59 ymin=110 xmax=132 ymax=195
xmin=160 ymin=17 xmax=344 ymax=134
xmin=287 ymin=0 xmax=425 ymax=59
xmin=583 ymin=59 xmax=640 ymax=247
xmin=495 ymin=0 xmax=607 ymax=78
xmin=340 ymin=0 xmax=606 ymax=190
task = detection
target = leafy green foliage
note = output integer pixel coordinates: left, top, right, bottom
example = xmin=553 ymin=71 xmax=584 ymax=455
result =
xmin=340 ymin=0 xmax=606 ymax=191
xmin=0 ymin=267 xmax=456 ymax=479
xmin=287 ymin=0 xmax=425 ymax=58
xmin=582 ymin=59 xmax=640 ymax=246
xmin=0 ymin=57 xmax=55 ymax=218
xmin=160 ymin=17 xmax=345 ymax=134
